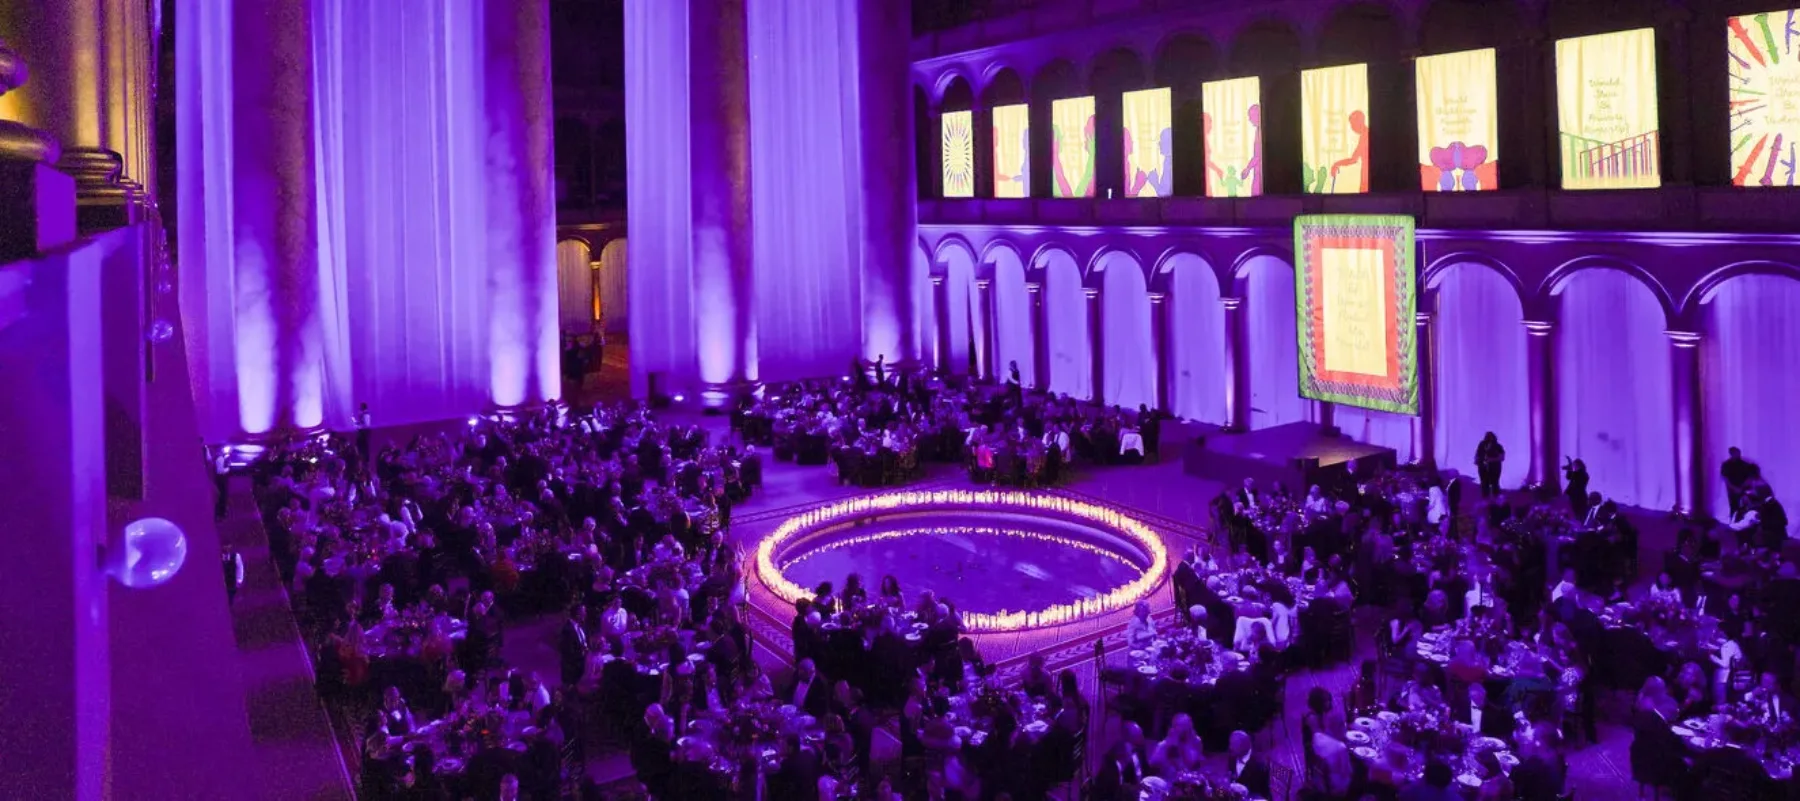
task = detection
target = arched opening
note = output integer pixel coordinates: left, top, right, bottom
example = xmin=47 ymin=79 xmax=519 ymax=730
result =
xmin=1228 ymin=20 xmax=1303 ymax=194
xmin=1090 ymin=48 xmax=1148 ymax=199
xmin=937 ymin=241 xmax=981 ymax=376
xmin=979 ymin=68 xmax=1027 ymax=199
xmin=1098 ymin=252 xmax=1155 ymax=409
xmin=941 ymin=76 xmax=976 ymax=198
xmin=990 ymin=244 xmax=1034 ymax=388
xmin=1153 ymin=33 xmax=1219 ymax=197
xmin=597 ymin=238 xmax=628 ymax=334
xmin=556 ymin=238 xmax=595 ymax=333
xmin=1429 ymin=262 xmax=1528 ymax=486
xmin=1240 ymin=255 xmax=1309 ymax=429
xmin=1038 ymin=249 xmax=1091 ymax=399
xmin=1700 ymin=272 xmax=1800 ymax=518
xmin=1028 ymin=60 xmax=1081 ymax=200
xmin=1556 ymin=267 xmax=1675 ymax=509
xmin=1165 ymin=254 xmax=1226 ymax=423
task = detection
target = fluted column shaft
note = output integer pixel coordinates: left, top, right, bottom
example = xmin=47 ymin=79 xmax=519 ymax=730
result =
xmin=484 ymin=0 xmax=561 ymax=408
xmin=855 ymin=0 xmax=920 ymax=365
xmin=931 ymin=275 xmax=950 ymax=374
xmin=1222 ymin=296 xmax=1248 ymax=430
xmin=974 ymin=278 xmax=994 ymax=381
xmin=1028 ymin=281 xmax=1048 ymax=390
xmin=1524 ymin=320 xmax=1560 ymax=490
xmin=1150 ymin=291 xmax=1170 ymax=413
xmin=688 ymin=0 xmax=755 ymax=400
xmin=1668 ymin=330 xmax=1704 ymax=514
xmin=1414 ymin=311 xmax=1436 ymax=466
xmin=1085 ymin=287 xmax=1104 ymax=405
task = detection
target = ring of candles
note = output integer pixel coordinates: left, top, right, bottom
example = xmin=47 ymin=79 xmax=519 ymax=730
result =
xmin=754 ymin=490 xmax=1170 ymax=632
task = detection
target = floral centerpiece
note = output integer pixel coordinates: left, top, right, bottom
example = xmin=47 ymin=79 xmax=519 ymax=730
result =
xmin=1165 ymin=774 xmax=1250 ymax=801
xmin=1394 ymin=707 xmax=1470 ymax=760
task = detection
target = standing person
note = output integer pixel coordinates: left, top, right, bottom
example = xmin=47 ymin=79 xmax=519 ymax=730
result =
xmin=222 ymin=545 xmax=244 ymax=606
xmin=1475 ymin=432 xmax=1505 ymax=499
xmin=560 ymin=605 xmax=590 ymax=688
xmin=1721 ymin=446 xmax=1757 ymax=515
xmin=1563 ymin=458 xmax=1590 ymax=519
xmin=354 ymin=402 xmax=373 ymax=459
xmin=212 ymin=446 xmax=232 ymax=519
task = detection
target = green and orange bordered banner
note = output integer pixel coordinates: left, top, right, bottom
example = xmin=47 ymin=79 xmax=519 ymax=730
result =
xmin=1293 ymin=214 xmax=1419 ymax=416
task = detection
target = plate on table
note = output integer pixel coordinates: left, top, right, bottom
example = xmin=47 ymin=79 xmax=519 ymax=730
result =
xmin=1458 ymin=775 xmax=1482 ymax=788
xmin=1346 ymin=730 xmax=1370 ymax=745
xmin=1226 ymin=596 xmax=1244 ymax=605
xmin=1353 ymin=746 xmax=1377 ymax=760
xmin=954 ymin=726 xmax=972 ymax=739
xmin=1024 ymin=720 xmax=1050 ymax=734
xmin=906 ymin=633 xmax=922 ymax=642
xmin=1429 ymin=654 xmax=1450 ymax=663
xmin=1688 ymin=736 xmax=1716 ymax=750
xmin=688 ymin=653 xmax=704 ymax=662
xmin=1671 ymin=726 xmax=1695 ymax=737
xmin=1129 ymin=650 xmax=1147 ymax=660
xmin=1377 ymin=711 xmax=1401 ymax=722
xmin=1682 ymin=719 xmax=1705 ymax=730
xmin=438 ymin=758 xmax=463 ymax=773
xmin=1474 ymin=737 xmax=1505 ymax=750
xmin=1137 ymin=664 xmax=1159 ymax=675
xmin=1354 ymin=717 xmax=1378 ymax=730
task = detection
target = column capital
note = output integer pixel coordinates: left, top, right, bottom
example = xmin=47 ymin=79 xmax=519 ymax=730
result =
xmin=1665 ymin=330 xmax=1702 ymax=348
xmin=1415 ymin=311 xmax=1433 ymax=325
xmin=974 ymin=278 xmax=992 ymax=290
xmin=1148 ymin=291 xmax=1167 ymax=304
xmin=1221 ymin=296 xmax=1244 ymax=311
xmin=1523 ymin=319 xmax=1554 ymax=336
xmin=1025 ymin=281 xmax=1042 ymax=294
xmin=1082 ymin=287 xmax=1101 ymax=299
xmin=930 ymin=275 xmax=945 ymax=287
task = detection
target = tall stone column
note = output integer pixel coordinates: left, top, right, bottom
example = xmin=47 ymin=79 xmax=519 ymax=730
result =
xmin=855 ymin=0 xmax=920 ymax=365
xmin=230 ymin=0 xmax=324 ymax=435
xmin=1523 ymin=320 xmax=1560 ymax=491
xmin=1414 ymin=311 xmax=1436 ymax=467
xmin=485 ymin=0 xmax=562 ymax=409
xmin=1085 ymin=287 xmax=1104 ymax=405
xmin=931 ymin=275 xmax=950 ymax=374
xmin=1028 ymin=281 xmax=1048 ymax=390
xmin=1221 ymin=296 xmax=1248 ymax=430
xmin=1667 ymin=330 xmax=1704 ymax=514
xmin=974 ymin=278 xmax=994 ymax=381
xmin=1149 ymin=291 xmax=1170 ymax=412
xmin=0 ymin=0 xmax=134 ymax=231
xmin=0 ymin=37 xmax=78 ymax=261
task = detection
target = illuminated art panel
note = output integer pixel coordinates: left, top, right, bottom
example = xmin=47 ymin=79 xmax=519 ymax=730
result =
xmin=1416 ymin=48 xmax=1499 ymax=191
xmin=1293 ymin=215 xmax=1417 ymax=415
xmin=1301 ymin=64 xmax=1371 ymax=194
xmin=1556 ymin=28 xmax=1660 ymax=190
xmin=941 ymin=110 xmax=974 ymax=197
xmin=1729 ymin=9 xmax=1800 ymax=187
xmin=992 ymin=103 xmax=1031 ymax=197
xmin=1122 ymin=87 xmax=1173 ymax=197
xmin=1051 ymin=96 xmax=1096 ymax=198
xmin=1202 ymin=76 xmax=1263 ymax=197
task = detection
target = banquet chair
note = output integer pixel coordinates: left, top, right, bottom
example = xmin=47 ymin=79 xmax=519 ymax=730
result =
xmin=1268 ymin=762 xmax=1294 ymax=801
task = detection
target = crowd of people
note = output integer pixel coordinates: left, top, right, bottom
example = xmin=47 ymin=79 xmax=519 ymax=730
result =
xmin=233 ymin=357 xmax=1794 ymax=801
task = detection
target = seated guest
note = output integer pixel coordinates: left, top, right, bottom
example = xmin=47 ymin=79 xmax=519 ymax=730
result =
xmin=1187 ymin=605 xmax=1210 ymax=642
xmin=1224 ymin=730 xmax=1270 ymax=799
xmin=1094 ymin=736 xmax=1147 ymax=801
xmin=1673 ymin=662 xmax=1710 ymax=718
xmin=1646 ymin=571 xmax=1682 ymax=605
xmin=1549 ymin=569 xmax=1578 ymax=604
xmin=1458 ymin=683 xmax=1513 ymax=740
xmin=783 ymin=659 xmax=829 ymax=717
xmin=878 ymin=574 xmax=903 ymax=608
xmin=379 ymin=685 xmax=416 ymax=736
xmin=1307 ymin=728 xmax=1353 ymax=797
xmin=1398 ymin=761 xmax=1459 ymax=801
xmin=1637 ymin=676 xmax=1678 ymax=722
xmin=1149 ymin=713 xmax=1203 ymax=777
xmin=1748 ymin=672 xmax=1795 ymax=722
xmin=1125 ymin=601 xmax=1157 ymax=647
xmin=1447 ymin=640 xmax=1490 ymax=684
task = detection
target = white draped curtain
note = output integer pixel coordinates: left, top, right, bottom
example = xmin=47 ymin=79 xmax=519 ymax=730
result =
xmin=916 ymin=250 xmax=937 ymax=369
xmin=598 ymin=239 xmax=629 ymax=334
xmin=939 ymin=248 xmax=977 ymax=375
xmin=1702 ymin=274 xmax=1800 ymax=520
xmin=1337 ymin=407 xmax=1420 ymax=464
xmin=1244 ymin=257 xmax=1308 ymax=429
xmin=556 ymin=240 xmax=595 ymax=333
xmin=1043 ymin=254 xmax=1091 ymax=399
xmin=1433 ymin=264 xmax=1530 ymax=487
xmin=1101 ymin=259 xmax=1156 ymax=410
xmin=1168 ymin=259 xmax=1226 ymax=424
xmin=1557 ymin=268 xmax=1676 ymax=510
xmin=747 ymin=0 xmax=863 ymax=382
xmin=311 ymin=0 xmax=495 ymax=428
xmin=993 ymin=251 xmax=1034 ymax=387
xmin=625 ymin=0 xmax=694 ymax=396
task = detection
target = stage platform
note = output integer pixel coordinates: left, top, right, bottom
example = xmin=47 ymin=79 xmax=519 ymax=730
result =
xmin=1181 ymin=421 xmax=1397 ymax=493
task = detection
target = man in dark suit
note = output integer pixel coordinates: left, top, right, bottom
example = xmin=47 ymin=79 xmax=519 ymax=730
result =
xmin=1094 ymin=734 xmax=1148 ymax=801
xmin=1172 ymin=550 xmax=1199 ymax=615
xmin=1453 ymin=683 xmax=1514 ymax=740
xmin=782 ymin=658 xmax=830 ymax=718
xmin=559 ymin=605 xmax=591 ymax=688
xmin=1225 ymin=730 xmax=1271 ymax=799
